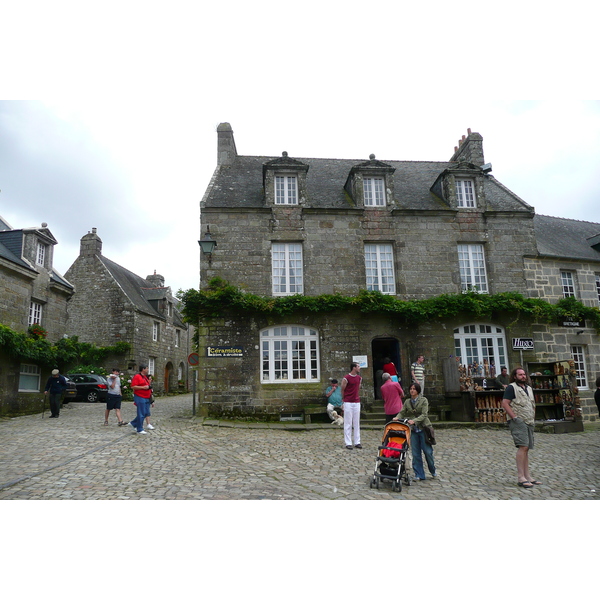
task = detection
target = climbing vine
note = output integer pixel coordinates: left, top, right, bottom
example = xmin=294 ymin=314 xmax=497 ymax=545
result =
xmin=179 ymin=277 xmax=600 ymax=331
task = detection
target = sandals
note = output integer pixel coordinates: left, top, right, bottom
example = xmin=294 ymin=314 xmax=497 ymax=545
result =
xmin=518 ymin=481 xmax=534 ymax=489
xmin=103 ymin=421 xmax=108 ymax=426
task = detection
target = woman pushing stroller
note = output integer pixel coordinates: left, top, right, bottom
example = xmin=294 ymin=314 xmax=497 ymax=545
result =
xmin=393 ymin=382 xmax=437 ymax=481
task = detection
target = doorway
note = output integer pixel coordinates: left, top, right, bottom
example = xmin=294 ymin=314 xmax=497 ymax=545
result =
xmin=371 ymin=337 xmax=401 ymax=399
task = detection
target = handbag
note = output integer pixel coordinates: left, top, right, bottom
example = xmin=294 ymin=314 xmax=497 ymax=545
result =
xmin=424 ymin=425 xmax=436 ymax=445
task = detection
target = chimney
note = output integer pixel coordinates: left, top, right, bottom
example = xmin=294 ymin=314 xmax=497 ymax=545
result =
xmin=80 ymin=227 xmax=102 ymax=257
xmin=449 ymin=130 xmax=485 ymax=166
xmin=217 ymin=122 xmax=238 ymax=166
xmin=146 ymin=271 xmax=165 ymax=287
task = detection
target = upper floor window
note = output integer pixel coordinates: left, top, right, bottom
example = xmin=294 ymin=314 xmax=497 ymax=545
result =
xmin=152 ymin=321 xmax=160 ymax=341
xmin=456 ymin=179 xmax=476 ymax=208
xmin=261 ymin=326 xmax=319 ymax=383
xmin=453 ymin=324 xmax=507 ymax=374
xmin=175 ymin=329 xmax=180 ymax=348
xmin=19 ymin=364 xmax=41 ymax=392
xmin=458 ymin=244 xmax=488 ymax=293
xmin=571 ymin=345 xmax=588 ymax=389
xmin=36 ymin=243 xmax=46 ymax=266
xmin=364 ymin=177 xmax=386 ymax=207
xmin=29 ymin=301 xmax=43 ymax=326
xmin=275 ymin=175 xmax=297 ymax=205
xmin=272 ymin=243 xmax=303 ymax=296
xmin=365 ymin=243 xmax=395 ymax=294
xmin=560 ymin=271 xmax=576 ymax=298
xmin=596 ymin=274 xmax=600 ymax=307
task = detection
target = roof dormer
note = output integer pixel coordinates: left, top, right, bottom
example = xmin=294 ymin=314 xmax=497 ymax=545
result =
xmin=263 ymin=152 xmax=309 ymax=207
xmin=430 ymin=161 xmax=490 ymax=210
xmin=344 ymin=155 xmax=396 ymax=208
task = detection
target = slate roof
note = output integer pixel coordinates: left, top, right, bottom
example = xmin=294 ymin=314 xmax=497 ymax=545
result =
xmin=533 ymin=214 xmax=600 ymax=262
xmin=0 ymin=231 xmax=35 ymax=271
xmin=203 ymin=155 xmax=532 ymax=212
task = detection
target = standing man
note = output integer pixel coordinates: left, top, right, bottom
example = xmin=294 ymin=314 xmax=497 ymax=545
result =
xmin=341 ymin=362 xmax=362 ymax=449
xmin=411 ymin=355 xmax=425 ymax=392
xmin=105 ymin=368 xmax=128 ymax=426
xmin=496 ymin=366 xmax=510 ymax=388
xmin=380 ymin=372 xmax=404 ymax=423
xmin=129 ymin=365 xmax=152 ymax=435
xmin=44 ymin=368 xmax=67 ymax=418
xmin=501 ymin=367 xmax=542 ymax=489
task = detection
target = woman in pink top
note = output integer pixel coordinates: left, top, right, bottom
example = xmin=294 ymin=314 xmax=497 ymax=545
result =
xmin=380 ymin=372 xmax=404 ymax=423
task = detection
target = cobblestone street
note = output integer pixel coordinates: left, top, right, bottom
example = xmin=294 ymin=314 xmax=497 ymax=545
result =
xmin=1 ymin=393 xmax=599 ymax=500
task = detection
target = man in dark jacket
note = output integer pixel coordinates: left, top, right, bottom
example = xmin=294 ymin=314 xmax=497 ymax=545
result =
xmin=44 ymin=369 xmax=67 ymax=418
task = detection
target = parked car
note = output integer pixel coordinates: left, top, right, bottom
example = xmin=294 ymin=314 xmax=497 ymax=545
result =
xmin=66 ymin=373 xmax=109 ymax=402
xmin=63 ymin=376 xmax=78 ymax=402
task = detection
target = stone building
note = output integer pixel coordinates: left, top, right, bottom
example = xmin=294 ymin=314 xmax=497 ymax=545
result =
xmin=196 ymin=124 xmax=600 ymax=421
xmin=0 ymin=215 xmax=74 ymax=414
xmin=65 ymin=229 xmax=191 ymax=392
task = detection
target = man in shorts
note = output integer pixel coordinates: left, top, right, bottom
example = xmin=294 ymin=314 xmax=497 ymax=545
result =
xmin=502 ymin=367 xmax=542 ymax=489
xmin=105 ymin=367 xmax=128 ymax=426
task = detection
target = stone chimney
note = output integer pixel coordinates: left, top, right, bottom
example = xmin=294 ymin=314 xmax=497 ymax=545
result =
xmin=449 ymin=129 xmax=485 ymax=166
xmin=80 ymin=227 xmax=102 ymax=257
xmin=146 ymin=270 xmax=165 ymax=287
xmin=217 ymin=122 xmax=238 ymax=166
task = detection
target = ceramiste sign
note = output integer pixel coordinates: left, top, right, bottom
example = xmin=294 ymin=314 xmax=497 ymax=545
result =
xmin=512 ymin=338 xmax=534 ymax=351
xmin=207 ymin=346 xmax=244 ymax=357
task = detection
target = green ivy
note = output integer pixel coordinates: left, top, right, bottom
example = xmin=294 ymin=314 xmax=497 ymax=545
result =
xmin=179 ymin=278 xmax=600 ymax=331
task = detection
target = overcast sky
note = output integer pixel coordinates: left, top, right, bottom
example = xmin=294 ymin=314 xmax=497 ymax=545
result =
xmin=1 ymin=2 xmax=599 ymax=296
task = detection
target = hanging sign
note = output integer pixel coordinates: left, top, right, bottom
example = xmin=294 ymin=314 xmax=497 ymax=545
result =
xmin=207 ymin=346 xmax=244 ymax=357
xmin=512 ymin=338 xmax=534 ymax=350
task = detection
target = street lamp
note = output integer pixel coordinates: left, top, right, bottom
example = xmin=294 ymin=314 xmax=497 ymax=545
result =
xmin=198 ymin=226 xmax=217 ymax=264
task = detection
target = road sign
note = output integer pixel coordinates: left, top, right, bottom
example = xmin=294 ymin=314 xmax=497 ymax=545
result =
xmin=188 ymin=352 xmax=199 ymax=366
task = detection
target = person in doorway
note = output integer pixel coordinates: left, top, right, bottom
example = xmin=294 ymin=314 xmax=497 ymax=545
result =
xmin=382 ymin=357 xmax=398 ymax=382
xmin=594 ymin=376 xmax=600 ymax=419
xmin=380 ymin=372 xmax=404 ymax=423
xmin=129 ymin=365 xmax=153 ymax=434
xmin=325 ymin=379 xmax=343 ymax=424
xmin=393 ymin=382 xmax=436 ymax=481
xmin=411 ymin=355 xmax=425 ymax=392
xmin=496 ymin=366 xmax=510 ymax=388
xmin=341 ymin=362 xmax=362 ymax=449
xmin=501 ymin=367 xmax=541 ymax=489
xmin=105 ymin=368 xmax=128 ymax=426
xmin=44 ymin=368 xmax=67 ymax=418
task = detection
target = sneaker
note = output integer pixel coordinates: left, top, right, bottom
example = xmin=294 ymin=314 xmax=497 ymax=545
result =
xmin=137 ymin=430 xmax=148 ymax=434
xmin=147 ymin=424 xmax=155 ymax=430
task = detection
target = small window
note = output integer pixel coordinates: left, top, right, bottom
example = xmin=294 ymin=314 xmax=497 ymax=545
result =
xmin=152 ymin=322 xmax=159 ymax=341
xmin=19 ymin=364 xmax=41 ymax=392
xmin=149 ymin=357 xmax=155 ymax=376
xmin=595 ymin=274 xmax=600 ymax=307
xmin=571 ymin=345 xmax=588 ymax=389
xmin=560 ymin=271 xmax=576 ymax=298
xmin=36 ymin=243 xmax=46 ymax=266
xmin=275 ymin=175 xmax=297 ymax=205
xmin=365 ymin=244 xmax=395 ymax=294
xmin=458 ymin=244 xmax=488 ymax=293
xmin=456 ymin=179 xmax=476 ymax=208
xmin=175 ymin=329 xmax=180 ymax=348
xmin=29 ymin=301 xmax=43 ymax=326
xmin=272 ymin=243 xmax=303 ymax=295
xmin=364 ymin=177 xmax=386 ymax=207
xmin=261 ymin=326 xmax=319 ymax=383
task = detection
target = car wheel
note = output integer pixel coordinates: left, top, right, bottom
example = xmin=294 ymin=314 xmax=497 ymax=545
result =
xmin=87 ymin=390 xmax=99 ymax=403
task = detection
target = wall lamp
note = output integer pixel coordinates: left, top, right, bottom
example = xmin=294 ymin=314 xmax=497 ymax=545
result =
xmin=198 ymin=226 xmax=217 ymax=264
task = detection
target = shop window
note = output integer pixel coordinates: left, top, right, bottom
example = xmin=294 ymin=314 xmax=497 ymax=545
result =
xmin=272 ymin=243 xmax=303 ymax=295
xmin=261 ymin=326 xmax=319 ymax=383
xmin=456 ymin=179 xmax=476 ymax=208
xmin=560 ymin=271 xmax=576 ymax=298
xmin=365 ymin=243 xmax=396 ymax=294
xmin=570 ymin=345 xmax=588 ymax=389
xmin=453 ymin=324 xmax=507 ymax=374
xmin=19 ymin=364 xmax=41 ymax=392
xmin=28 ymin=301 xmax=43 ymax=326
xmin=458 ymin=244 xmax=488 ymax=293
xmin=275 ymin=175 xmax=298 ymax=205
xmin=364 ymin=177 xmax=386 ymax=206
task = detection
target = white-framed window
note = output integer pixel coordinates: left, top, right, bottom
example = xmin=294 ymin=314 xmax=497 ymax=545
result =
xmin=365 ymin=243 xmax=395 ymax=294
xmin=570 ymin=345 xmax=588 ymax=389
xmin=175 ymin=329 xmax=180 ymax=348
xmin=148 ymin=357 xmax=155 ymax=377
xmin=596 ymin=274 xmax=600 ymax=307
xmin=36 ymin=243 xmax=46 ymax=266
xmin=152 ymin=322 xmax=159 ymax=341
xmin=275 ymin=175 xmax=298 ymax=205
xmin=271 ymin=243 xmax=303 ymax=295
xmin=456 ymin=179 xmax=476 ymax=208
xmin=560 ymin=271 xmax=576 ymax=298
xmin=167 ymin=302 xmax=173 ymax=317
xmin=178 ymin=363 xmax=183 ymax=381
xmin=364 ymin=177 xmax=386 ymax=207
xmin=29 ymin=301 xmax=43 ymax=326
xmin=19 ymin=364 xmax=41 ymax=392
xmin=261 ymin=326 xmax=319 ymax=383
xmin=454 ymin=324 xmax=507 ymax=373
xmin=458 ymin=244 xmax=488 ymax=293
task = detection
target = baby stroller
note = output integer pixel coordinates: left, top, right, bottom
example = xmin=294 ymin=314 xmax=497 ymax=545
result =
xmin=369 ymin=419 xmax=411 ymax=493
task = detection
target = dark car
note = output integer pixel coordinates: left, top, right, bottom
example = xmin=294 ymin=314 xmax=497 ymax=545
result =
xmin=63 ymin=376 xmax=78 ymax=402
xmin=67 ymin=373 xmax=109 ymax=403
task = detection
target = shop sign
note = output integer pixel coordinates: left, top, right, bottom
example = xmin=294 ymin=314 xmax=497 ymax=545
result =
xmin=512 ymin=338 xmax=534 ymax=350
xmin=559 ymin=318 xmax=583 ymax=327
xmin=207 ymin=346 xmax=244 ymax=357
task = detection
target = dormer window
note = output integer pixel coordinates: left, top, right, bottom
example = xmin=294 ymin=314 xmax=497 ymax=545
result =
xmin=36 ymin=242 xmax=46 ymax=266
xmin=275 ymin=175 xmax=298 ymax=205
xmin=364 ymin=177 xmax=386 ymax=207
xmin=456 ymin=178 xmax=476 ymax=208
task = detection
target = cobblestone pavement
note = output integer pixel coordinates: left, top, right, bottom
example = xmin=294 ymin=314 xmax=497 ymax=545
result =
xmin=1 ymin=393 xmax=599 ymax=500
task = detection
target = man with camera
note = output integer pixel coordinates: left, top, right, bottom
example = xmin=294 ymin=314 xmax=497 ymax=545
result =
xmin=129 ymin=364 xmax=153 ymax=434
